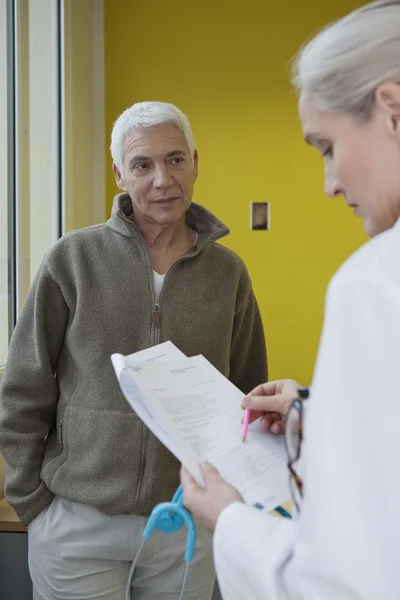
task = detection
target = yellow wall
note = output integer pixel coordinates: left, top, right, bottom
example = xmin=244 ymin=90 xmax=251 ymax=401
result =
xmin=104 ymin=0 xmax=368 ymax=384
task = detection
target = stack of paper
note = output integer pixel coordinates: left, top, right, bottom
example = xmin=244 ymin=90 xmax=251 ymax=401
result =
xmin=111 ymin=341 xmax=290 ymax=512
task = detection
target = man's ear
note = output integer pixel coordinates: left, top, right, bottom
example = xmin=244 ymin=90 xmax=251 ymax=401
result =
xmin=112 ymin=163 xmax=126 ymax=191
xmin=193 ymin=150 xmax=199 ymax=182
xmin=375 ymin=82 xmax=400 ymax=138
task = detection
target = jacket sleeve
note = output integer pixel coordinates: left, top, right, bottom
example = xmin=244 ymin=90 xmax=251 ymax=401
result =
xmin=0 ymin=257 xmax=69 ymax=523
xmin=214 ymin=270 xmax=400 ymax=600
xmin=229 ymin=271 xmax=268 ymax=394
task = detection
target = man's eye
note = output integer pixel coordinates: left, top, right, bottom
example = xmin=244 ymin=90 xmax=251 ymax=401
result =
xmin=135 ymin=163 xmax=149 ymax=171
xmin=322 ymin=147 xmax=333 ymax=158
xmin=170 ymin=157 xmax=184 ymax=165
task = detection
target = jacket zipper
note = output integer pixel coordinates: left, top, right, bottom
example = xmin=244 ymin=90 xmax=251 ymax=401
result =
xmin=149 ymin=238 xmax=216 ymax=347
xmin=153 ymin=297 xmax=161 ymax=345
xmin=58 ymin=411 xmax=64 ymax=444
xmin=141 ymin=234 xmax=220 ymax=508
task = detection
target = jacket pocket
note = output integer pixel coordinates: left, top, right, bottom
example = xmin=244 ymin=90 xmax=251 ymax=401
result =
xmin=41 ymin=406 xmax=68 ymax=480
xmin=42 ymin=405 xmax=145 ymax=514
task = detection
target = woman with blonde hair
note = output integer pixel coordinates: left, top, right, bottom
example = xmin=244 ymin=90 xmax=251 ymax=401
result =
xmin=181 ymin=2 xmax=400 ymax=598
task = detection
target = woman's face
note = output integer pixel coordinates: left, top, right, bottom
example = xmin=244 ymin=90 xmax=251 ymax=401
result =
xmin=299 ymin=85 xmax=400 ymax=237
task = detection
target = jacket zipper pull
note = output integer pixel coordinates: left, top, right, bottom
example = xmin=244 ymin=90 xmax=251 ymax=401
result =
xmin=153 ymin=297 xmax=160 ymax=328
xmin=59 ymin=412 xmax=64 ymax=442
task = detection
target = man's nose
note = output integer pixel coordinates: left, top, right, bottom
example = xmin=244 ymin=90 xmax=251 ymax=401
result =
xmin=153 ymin=165 xmax=173 ymax=189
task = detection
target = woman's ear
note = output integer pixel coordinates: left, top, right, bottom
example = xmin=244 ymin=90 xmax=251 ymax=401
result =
xmin=375 ymin=83 xmax=400 ymax=138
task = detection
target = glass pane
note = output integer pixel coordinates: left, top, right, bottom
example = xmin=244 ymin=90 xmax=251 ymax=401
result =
xmin=28 ymin=0 xmax=60 ymax=283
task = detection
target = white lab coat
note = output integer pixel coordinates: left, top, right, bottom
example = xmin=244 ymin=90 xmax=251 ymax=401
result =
xmin=214 ymin=219 xmax=400 ymax=600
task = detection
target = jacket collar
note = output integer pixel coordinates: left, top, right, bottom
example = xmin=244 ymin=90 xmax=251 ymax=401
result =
xmin=107 ymin=193 xmax=230 ymax=247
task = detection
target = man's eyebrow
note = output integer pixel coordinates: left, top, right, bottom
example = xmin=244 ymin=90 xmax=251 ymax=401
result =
xmin=165 ymin=150 xmax=186 ymax=158
xmin=129 ymin=155 xmax=150 ymax=165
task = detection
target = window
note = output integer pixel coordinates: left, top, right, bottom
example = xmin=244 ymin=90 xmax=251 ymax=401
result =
xmin=0 ymin=0 xmax=63 ymax=366
xmin=1 ymin=0 xmax=105 ymax=366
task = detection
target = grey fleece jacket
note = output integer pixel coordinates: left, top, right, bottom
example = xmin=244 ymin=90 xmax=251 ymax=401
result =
xmin=0 ymin=193 xmax=267 ymax=525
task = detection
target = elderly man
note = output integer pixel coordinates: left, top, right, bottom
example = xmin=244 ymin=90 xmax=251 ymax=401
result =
xmin=0 ymin=101 xmax=267 ymax=600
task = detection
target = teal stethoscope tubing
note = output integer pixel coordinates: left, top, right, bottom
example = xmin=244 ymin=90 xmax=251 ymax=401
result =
xmin=125 ymin=486 xmax=292 ymax=600
xmin=125 ymin=486 xmax=196 ymax=600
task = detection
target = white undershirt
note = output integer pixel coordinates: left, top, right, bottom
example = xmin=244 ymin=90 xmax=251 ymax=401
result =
xmin=152 ymin=231 xmax=198 ymax=299
xmin=152 ymin=271 xmax=166 ymax=298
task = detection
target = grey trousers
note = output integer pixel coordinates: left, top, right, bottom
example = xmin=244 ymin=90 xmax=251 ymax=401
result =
xmin=28 ymin=496 xmax=215 ymax=600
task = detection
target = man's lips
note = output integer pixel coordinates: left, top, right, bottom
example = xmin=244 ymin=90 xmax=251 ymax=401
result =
xmin=153 ymin=196 xmax=178 ymax=205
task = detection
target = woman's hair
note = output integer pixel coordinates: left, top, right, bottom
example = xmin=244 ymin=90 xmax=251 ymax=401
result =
xmin=291 ymin=1 xmax=400 ymax=118
xmin=110 ymin=101 xmax=196 ymax=172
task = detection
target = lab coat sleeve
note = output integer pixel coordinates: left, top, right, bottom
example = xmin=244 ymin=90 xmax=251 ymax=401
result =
xmin=214 ymin=268 xmax=400 ymax=600
xmin=214 ymin=503 xmax=295 ymax=600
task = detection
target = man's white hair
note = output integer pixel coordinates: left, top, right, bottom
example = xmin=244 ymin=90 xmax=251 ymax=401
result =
xmin=110 ymin=101 xmax=196 ymax=172
xmin=291 ymin=0 xmax=400 ymax=119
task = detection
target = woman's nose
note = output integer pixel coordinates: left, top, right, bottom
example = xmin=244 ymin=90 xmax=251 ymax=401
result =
xmin=324 ymin=177 xmax=343 ymax=199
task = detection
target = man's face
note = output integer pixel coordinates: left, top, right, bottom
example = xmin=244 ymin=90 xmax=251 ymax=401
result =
xmin=113 ymin=124 xmax=198 ymax=227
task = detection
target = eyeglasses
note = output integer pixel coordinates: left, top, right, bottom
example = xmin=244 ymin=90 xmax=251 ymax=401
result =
xmin=284 ymin=386 xmax=309 ymax=511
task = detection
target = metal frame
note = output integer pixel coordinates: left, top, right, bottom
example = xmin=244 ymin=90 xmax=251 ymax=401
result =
xmin=6 ymin=0 xmax=17 ymax=333
xmin=55 ymin=0 xmax=64 ymax=238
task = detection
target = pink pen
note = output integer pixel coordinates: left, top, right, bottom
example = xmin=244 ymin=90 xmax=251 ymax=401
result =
xmin=242 ymin=407 xmax=251 ymax=443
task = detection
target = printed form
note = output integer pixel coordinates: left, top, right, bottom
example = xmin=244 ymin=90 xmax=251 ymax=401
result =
xmin=112 ymin=342 xmax=290 ymax=511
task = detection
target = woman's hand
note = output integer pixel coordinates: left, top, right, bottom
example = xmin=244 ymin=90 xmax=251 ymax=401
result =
xmin=242 ymin=379 xmax=299 ymax=434
xmin=181 ymin=463 xmax=243 ymax=532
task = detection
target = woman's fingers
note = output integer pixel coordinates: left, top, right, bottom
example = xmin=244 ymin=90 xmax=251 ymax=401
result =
xmin=180 ymin=466 xmax=201 ymax=493
xmin=240 ymin=380 xmax=299 ymax=435
xmin=243 ymin=394 xmax=291 ymax=417
xmin=268 ymin=419 xmax=285 ymax=434
xmin=247 ymin=410 xmax=266 ymax=424
xmin=245 ymin=381 xmax=279 ymax=398
xmin=257 ymin=412 xmax=280 ymax=429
